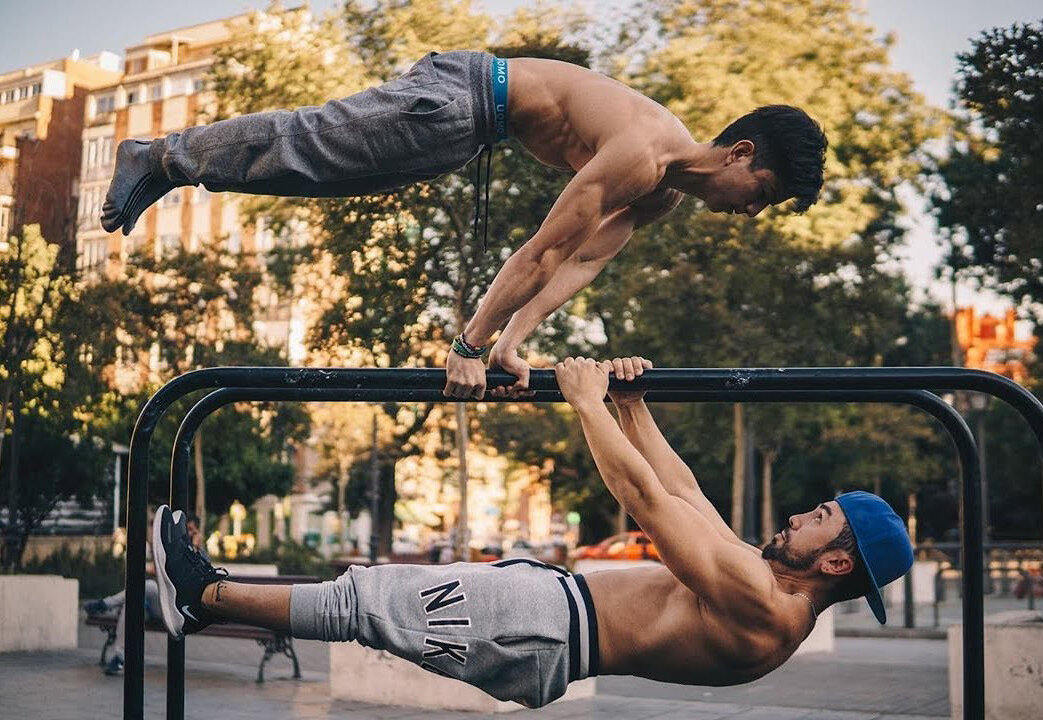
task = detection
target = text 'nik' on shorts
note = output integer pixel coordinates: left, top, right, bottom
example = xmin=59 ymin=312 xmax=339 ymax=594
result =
xmin=289 ymin=559 xmax=599 ymax=708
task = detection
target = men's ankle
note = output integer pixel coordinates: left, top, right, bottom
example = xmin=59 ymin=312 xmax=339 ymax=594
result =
xmin=201 ymin=581 xmax=219 ymax=610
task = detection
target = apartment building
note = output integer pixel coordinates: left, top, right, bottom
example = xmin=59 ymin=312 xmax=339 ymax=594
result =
xmin=75 ymin=10 xmax=309 ymax=376
xmin=0 ymin=50 xmax=121 ymax=254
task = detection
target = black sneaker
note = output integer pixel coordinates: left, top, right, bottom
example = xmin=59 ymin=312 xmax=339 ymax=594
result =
xmin=103 ymin=652 xmax=125 ymax=676
xmin=152 ymin=505 xmax=227 ymax=639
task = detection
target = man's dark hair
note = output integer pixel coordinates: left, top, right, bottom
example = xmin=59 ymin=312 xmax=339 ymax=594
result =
xmin=712 ymin=105 xmax=827 ymax=212
xmin=187 ymin=513 xmax=202 ymax=528
xmin=823 ymin=522 xmax=872 ymax=603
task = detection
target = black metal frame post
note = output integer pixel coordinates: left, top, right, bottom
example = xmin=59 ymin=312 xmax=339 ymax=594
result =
xmin=122 ymin=367 xmax=1043 ymax=720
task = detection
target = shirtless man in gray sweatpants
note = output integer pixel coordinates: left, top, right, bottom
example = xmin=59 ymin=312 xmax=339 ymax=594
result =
xmin=151 ymin=357 xmax=913 ymax=708
xmin=101 ymin=51 xmax=827 ymax=400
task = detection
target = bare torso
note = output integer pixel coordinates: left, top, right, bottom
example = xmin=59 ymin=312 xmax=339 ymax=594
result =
xmin=506 ymin=57 xmax=693 ymax=187
xmin=584 ymin=563 xmax=814 ymax=686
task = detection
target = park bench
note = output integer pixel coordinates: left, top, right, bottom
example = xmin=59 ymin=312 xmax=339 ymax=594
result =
xmin=85 ymin=574 xmax=319 ymax=682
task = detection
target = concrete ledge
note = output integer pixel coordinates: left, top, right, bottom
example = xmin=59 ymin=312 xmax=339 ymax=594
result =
xmin=948 ymin=610 xmax=1043 ymax=720
xmin=0 ymin=575 xmax=79 ymax=652
xmin=884 ymin=560 xmax=939 ymax=606
xmin=330 ymin=642 xmax=595 ymax=712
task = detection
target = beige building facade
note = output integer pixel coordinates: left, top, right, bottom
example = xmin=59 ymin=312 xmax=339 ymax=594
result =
xmin=74 ymin=11 xmax=310 ymax=390
xmin=1 ymin=50 xmax=121 ymax=249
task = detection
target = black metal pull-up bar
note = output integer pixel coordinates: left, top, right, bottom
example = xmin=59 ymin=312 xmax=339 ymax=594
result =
xmin=121 ymin=366 xmax=1043 ymax=720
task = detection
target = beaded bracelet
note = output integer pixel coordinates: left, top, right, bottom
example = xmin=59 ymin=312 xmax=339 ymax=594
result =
xmin=451 ymin=333 xmax=486 ymax=359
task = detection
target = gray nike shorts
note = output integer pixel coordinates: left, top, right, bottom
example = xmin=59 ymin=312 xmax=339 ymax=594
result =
xmin=289 ymin=558 xmax=599 ymax=708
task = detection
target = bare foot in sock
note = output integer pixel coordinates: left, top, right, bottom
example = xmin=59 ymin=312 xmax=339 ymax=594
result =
xmin=100 ymin=139 xmax=176 ymax=236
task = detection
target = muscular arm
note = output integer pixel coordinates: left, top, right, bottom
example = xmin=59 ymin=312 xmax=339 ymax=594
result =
xmin=572 ymin=398 xmax=772 ymax=615
xmin=613 ymin=399 xmax=744 ymax=546
xmin=462 ymin=141 xmax=660 ymax=346
xmin=496 ymin=189 xmax=684 ymax=351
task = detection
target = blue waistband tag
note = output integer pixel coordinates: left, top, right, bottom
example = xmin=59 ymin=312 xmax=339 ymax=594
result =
xmin=491 ymin=56 xmax=509 ymax=142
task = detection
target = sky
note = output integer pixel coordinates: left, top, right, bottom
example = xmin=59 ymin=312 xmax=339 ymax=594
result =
xmin=1 ymin=0 xmax=1039 ymax=322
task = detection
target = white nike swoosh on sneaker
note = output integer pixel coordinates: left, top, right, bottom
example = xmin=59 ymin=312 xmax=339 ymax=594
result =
xmin=181 ymin=604 xmax=199 ymax=622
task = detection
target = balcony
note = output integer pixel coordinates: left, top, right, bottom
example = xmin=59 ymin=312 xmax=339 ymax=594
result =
xmin=0 ymin=95 xmax=42 ymax=124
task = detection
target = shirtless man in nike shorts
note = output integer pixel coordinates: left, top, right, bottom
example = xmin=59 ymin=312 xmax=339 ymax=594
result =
xmin=150 ymin=356 xmax=911 ymax=708
xmin=101 ymin=52 xmax=827 ymax=399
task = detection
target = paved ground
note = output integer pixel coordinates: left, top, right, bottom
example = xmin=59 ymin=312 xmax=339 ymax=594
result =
xmin=0 ymin=610 xmax=954 ymax=720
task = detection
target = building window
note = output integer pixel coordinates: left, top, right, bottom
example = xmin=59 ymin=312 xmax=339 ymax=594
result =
xmin=193 ymin=77 xmax=205 ymax=93
xmin=126 ymin=90 xmax=138 ymax=105
xmin=87 ymin=139 xmax=98 ymax=168
xmin=32 ymin=82 xmax=41 ymax=96
xmin=148 ymin=83 xmax=162 ymax=101
xmin=0 ymin=204 xmax=10 ymax=240
xmin=101 ymin=137 xmax=114 ymax=164
xmin=160 ymin=189 xmax=181 ymax=207
xmin=96 ymin=94 xmax=115 ymax=113
xmin=159 ymin=234 xmax=180 ymax=258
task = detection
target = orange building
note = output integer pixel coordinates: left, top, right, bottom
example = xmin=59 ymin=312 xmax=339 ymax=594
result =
xmin=954 ymin=307 xmax=1036 ymax=382
xmin=0 ymin=51 xmax=121 ymax=255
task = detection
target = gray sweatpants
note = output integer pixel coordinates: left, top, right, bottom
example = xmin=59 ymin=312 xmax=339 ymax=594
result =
xmin=149 ymin=51 xmax=498 ymax=197
xmin=290 ymin=559 xmax=600 ymax=708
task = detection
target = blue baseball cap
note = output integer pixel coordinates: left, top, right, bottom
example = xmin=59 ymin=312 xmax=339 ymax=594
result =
xmin=834 ymin=491 xmax=914 ymax=624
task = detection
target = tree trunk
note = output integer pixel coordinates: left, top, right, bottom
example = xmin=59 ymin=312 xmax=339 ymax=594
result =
xmin=730 ymin=404 xmax=745 ymax=535
xmin=2 ymin=388 xmax=22 ymax=570
xmin=760 ymin=448 xmax=777 ymax=546
xmin=0 ymin=378 xmax=12 ymax=470
xmin=194 ymin=434 xmax=206 ymax=533
xmin=455 ymin=402 xmax=470 ymax=561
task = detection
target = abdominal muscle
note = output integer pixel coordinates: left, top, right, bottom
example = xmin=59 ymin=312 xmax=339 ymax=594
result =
xmin=584 ymin=565 xmax=798 ymax=686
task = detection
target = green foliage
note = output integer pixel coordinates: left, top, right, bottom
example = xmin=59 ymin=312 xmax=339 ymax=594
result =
xmin=933 ymin=20 xmax=1043 ymax=317
xmin=101 ymin=390 xmax=302 ymax=513
xmin=980 ymin=401 xmax=1043 ymax=540
xmin=204 ymin=0 xmax=966 ymax=544
xmin=0 ymin=226 xmax=127 ymax=568
xmin=10 ymin=545 xmax=125 ymax=600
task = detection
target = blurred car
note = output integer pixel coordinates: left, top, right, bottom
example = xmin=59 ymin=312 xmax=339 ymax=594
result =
xmin=573 ymin=531 xmax=660 ymax=562
xmin=474 ymin=544 xmax=504 ymax=562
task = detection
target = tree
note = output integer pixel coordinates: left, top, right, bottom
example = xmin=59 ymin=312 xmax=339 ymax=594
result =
xmin=933 ymin=21 xmax=1043 ymax=318
xmin=0 ymin=226 xmax=133 ymax=567
xmin=111 ymin=239 xmax=309 ymax=526
xmin=203 ymin=0 xmax=598 ymax=553
xmin=568 ymin=0 xmax=944 ymax=535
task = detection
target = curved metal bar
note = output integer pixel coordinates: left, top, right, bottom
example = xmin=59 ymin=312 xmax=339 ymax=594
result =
xmin=124 ymin=364 xmax=1031 ymax=720
xmin=137 ymin=364 xmax=1043 ymax=446
xmin=160 ymin=387 xmax=983 ymax=720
